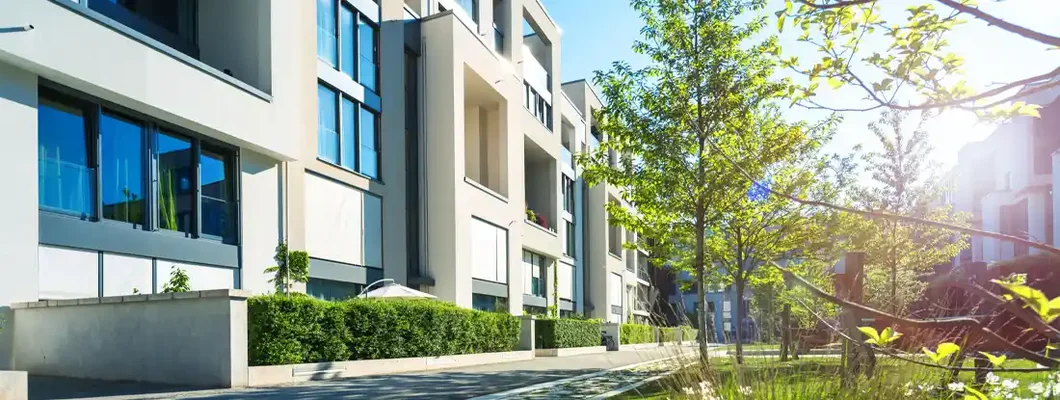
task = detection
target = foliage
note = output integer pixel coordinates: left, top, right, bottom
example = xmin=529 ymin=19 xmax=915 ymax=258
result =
xmin=841 ymin=110 xmax=968 ymax=314
xmin=992 ymin=279 xmax=1060 ymax=323
xmin=680 ymin=326 xmax=698 ymax=343
xmin=621 ymin=323 xmax=655 ymax=344
xmin=659 ymin=327 xmax=678 ymax=342
xmin=772 ymin=0 xmax=1056 ymax=118
xmin=247 ymin=296 xmax=521 ymax=365
xmin=158 ymin=169 xmax=179 ymax=230
xmin=858 ymin=326 xmax=903 ymax=347
xmin=535 ymin=318 xmax=602 ymax=349
xmin=264 ymin=242 xmax=310 ymax=295
xmin=921 ymin=342 xmax=960 ymax=363
xmin=161 ymin=266 xmax=191 ymax=293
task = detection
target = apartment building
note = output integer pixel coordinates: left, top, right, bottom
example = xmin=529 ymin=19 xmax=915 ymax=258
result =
xmin=0 ymin=0 xmax=648 ymax=335
xmin=953 ymin=83 xmax=1060 ymax=266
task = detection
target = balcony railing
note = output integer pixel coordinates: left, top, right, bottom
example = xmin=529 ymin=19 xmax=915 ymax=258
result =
xmin=588 ymin=133 xmax=600 ymax=150
xmin=561 ymin=147 xmax=573 ymax=170
xmin=525 ymin=207 xmax=556 ymax=232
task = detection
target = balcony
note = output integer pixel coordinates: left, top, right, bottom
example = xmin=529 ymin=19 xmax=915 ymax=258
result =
xmin=524 ymin=139 xmax=562 ymax=258
xmin=463 ymin=66 xmax=508 ymax=197
xmin=561 ymin=147 xmax=574 ymax=171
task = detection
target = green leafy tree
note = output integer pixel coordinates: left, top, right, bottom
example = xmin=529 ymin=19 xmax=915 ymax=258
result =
xmin=847 ymin=110 xmax=969 ymax=314
xmin=774 ymin=0 xmax=1055 ymax=118
xmin=581 ymin=0 xmax=807 ymax=363
xmin=161 ymin=266 xmax=191 ymax=293
xmin=264 ymin=242 xmax=310 ymax=295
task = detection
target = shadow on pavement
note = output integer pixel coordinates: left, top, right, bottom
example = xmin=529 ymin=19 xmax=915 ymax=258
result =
xmin=30 ymin=368 xmax=603 ymax=400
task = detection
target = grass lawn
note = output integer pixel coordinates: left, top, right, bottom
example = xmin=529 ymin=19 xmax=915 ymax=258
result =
xmin=616 ymin=354 xmax=1055 ymax=399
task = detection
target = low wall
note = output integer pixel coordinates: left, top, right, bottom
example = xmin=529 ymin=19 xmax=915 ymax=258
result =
xmin=11 ymin=289 xmax=249 ymax=388
xmin=248 ymin=350 xmax=534 ymax=387
xmin=0 ymin=370 xmax=27 ymax=400
xmin=534 ymin=346 xmax=607 ymax=357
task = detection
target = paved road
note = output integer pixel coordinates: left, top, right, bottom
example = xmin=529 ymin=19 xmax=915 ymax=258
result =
xmin=31 ymin=346 xmax=701 ymax=400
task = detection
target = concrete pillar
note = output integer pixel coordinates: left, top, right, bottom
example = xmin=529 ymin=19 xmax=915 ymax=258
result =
xmin=0 ymin=64 xmax=39 ymax=370
xmin=519 ymin=315 xmax=535 ymax=351
xmin=1028 ymin=192 xmax=1048 ymax=254
xmin=982 ymin=195 xmax=1002 ymax=263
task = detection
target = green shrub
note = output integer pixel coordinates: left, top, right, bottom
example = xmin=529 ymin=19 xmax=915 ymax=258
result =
xmin=621 ymin=323 xmax=655 ymax=344
xmin=248 ymin=296 xmax=520 ymax=366
xmin=680 ymin=326 xmax=698 ymax=342
xmin=659 ymin=327 xmax=678 ymax=342
xmin=535 ymin=318 xmax=602 ymax=349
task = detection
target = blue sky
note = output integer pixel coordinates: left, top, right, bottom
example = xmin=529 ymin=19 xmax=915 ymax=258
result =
xmin=541 ymin=0 xmax=1060 ymax=176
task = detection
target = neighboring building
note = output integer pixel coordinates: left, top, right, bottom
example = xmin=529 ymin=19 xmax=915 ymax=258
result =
xmin=953 ymin=83 xmax=1060 ymax=266
xmin=0 ymin=0 xmax=648 ymax=338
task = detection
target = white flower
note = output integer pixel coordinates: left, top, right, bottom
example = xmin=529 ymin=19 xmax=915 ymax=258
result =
xmin=738 ymin=386 xmax=753 ymax=396
xmin=1029 ymin=381 xmax=1045 ymax=395
xmin=986 ymin=372 xmax=1001 ymax=385
xmin=904 ymin=388 xmax=915 ymax=396
xmin=1002 ymin=379 xmax=1019 ymax=390
xmin=918 ymin=383 xmax=935 ymax=392
xmin=683 ymin=387 xmax=695 ymax=395
xmin=699 ymin=381 xmax=712 ymax=393
xmin=948 ymin=382 xmax=965 ymax=392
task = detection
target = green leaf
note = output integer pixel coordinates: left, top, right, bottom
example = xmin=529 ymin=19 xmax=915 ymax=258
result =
xmin=978 ymin=351 xmax=1006 ymax=367
xmin=922 ymin=347 xmax=939 ymax=361
xmin=936 ymin=342 xmax=960 ymax=359
xmin=828 ymin=77 xmax=845 ymax=89
xmin=963 ymin=386 xmax=988 ymax=400
xmin=858 ymin=326 xmax=880 ymax=344
xmin=777 ymin=14 xmax=786 ymax=33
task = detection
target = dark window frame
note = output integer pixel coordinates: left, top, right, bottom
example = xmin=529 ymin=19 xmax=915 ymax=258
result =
xmin=522 ymin=250 xmax=547 ymax=298
xmin=37 ymin=87 xmax=100 ymax=221
xmin=38 ymin=82 xmax=240 ymax=245
xmin=318 ymin=0 xmax=381 ymax=94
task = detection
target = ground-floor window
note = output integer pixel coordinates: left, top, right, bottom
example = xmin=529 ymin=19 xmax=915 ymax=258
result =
xmin=472 ymin=293 xmax=508 ymax=313
xmin=307 ymin=278 xmax=364 ymax=301
xmin=523 ymin=305 xmax=547 ymax=316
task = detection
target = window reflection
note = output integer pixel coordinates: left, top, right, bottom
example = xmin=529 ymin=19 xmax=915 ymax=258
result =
xmin=200 ymin=147 xmax=231 ymax=239
xmin=38 ymin=98 xmax=94 ymax=218
xmin=157 ymin=132 xmax=193 ymax=235
xmin=100 ymin=112 xmax=145 ymax=226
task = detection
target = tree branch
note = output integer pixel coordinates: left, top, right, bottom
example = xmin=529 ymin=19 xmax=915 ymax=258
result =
xmin=778 ymin=263 xmax=1060 ymax=368
xmin=794 ymin=0 xmax=875 ymax=10
xmin=936 ymin=0 xmax=1060 ymax=47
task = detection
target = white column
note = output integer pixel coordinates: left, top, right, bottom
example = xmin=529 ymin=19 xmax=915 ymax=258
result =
xmin=1028 ymin=192 xmax=1048 ymax=254
xmin=981 ymin=195 xmax=1002 ymax=263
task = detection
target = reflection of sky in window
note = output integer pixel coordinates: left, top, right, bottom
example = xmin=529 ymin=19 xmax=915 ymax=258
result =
xmin=100 ymin=113 xmax=143 ymax=206
xmin=200 ymin=151 xmax=226 ymax=198
xmin=157 ymin=132 xmax=191 ymax=192
xmin=38 ymin=100 xmax=88 ymax=166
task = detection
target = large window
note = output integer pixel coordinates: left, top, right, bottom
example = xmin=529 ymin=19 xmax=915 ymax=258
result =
xmin=523 ymin=250 xmax=546 ymax=298
xmin=562 ymin=175 xmax=574 ymax=212
xmin=318 ymin=0 xmax=379 ymax=93
xmin=471 ymin=218 xmax=508 ymax=283
xmin=564 ymin=221 xmax=575 ymax=258
xmin=86 ymin=0 xmax=199 ymax=57
xmin=38 ymin=85 xmax=238 ymax=243
xmin=318 ymin=84 xmax=380 ymax=179
xmin=472 ymin=293 xmax=508 ymax=313
xmin=38 ymin=97 xmax=94 ymax=218
xmin=523 ymin=82 xmax=552 ymax=131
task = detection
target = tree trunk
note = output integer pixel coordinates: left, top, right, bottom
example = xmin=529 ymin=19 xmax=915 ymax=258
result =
xmin=695 ymin=213 xmax=710 ymax=365
xmin=780 ymin=302 xmax=791 ymax=362
xmin=734 ymin=278 xmax=745 ymax=364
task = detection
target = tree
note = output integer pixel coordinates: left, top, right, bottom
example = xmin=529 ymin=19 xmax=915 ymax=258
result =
xmin=161 ymin=266 xmax=191 ymax=293
xmin=849 ymin=110 xmax=969 ymax=314
xmin=264 ymin=242 xmax=309 ymax=295
xmin=581 ymin=0 xmax=800 ymax=363
xmin=705 ymin=135 xmax=840 ymax=363
xmin=774 ymin=0 xmax=1056 ymax=118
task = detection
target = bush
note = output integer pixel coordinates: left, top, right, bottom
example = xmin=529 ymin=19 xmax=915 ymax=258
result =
xmin=535 ymin=318 xmax=601 ymax=349
xmin=680 ymin=326 xmax=698 ymax=342
xmin=621 ymin=323 xmax=655 ymax=344
xmin=660 ymin=327 xmax=678 ymax=342
xmin=248 ymin=296 xmax=520 ymax=366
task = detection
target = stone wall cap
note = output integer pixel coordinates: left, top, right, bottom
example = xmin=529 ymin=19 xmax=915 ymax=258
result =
xmin=10 ymin=289 xmax=254 ymax=308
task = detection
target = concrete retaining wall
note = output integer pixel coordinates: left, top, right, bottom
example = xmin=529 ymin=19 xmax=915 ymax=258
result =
xmin=0 ymin=370 xmax=27 ymax=400
xmin=248 ymin=350 xmax=534 ymax=387
xmin=534 ymin=346 xmax=607 ymax=357
xmin=11 ymin=289 xmax=249 ymax=388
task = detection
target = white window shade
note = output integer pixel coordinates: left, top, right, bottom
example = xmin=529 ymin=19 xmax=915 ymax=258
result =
xmin=155 ymin=261 xmax=234 ymax=292
xmin=103 ymin=253 xmax=152 ymax=296
xmin=304 ymin=174 xmax=382 ymax=268
xmin=608 ymin=272 xmax=622 ymax=308
xmin=522 ymin=253 xmax=533 ymax=295
xmin=39 ymin=245 xmax=98 ymax=299
xmin=558 ymin=261 xmax=573 ymax=300
xmin=470 ymin=218 xmax=508 ymax=283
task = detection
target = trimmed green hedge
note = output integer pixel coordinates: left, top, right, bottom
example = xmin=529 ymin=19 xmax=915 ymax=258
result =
xmin=620 ymin=323 xmax=655 ymax=344
xmin=659 ymin=327 xmax=678 ymax=342
xmin=535 ymin=318 xmax=602 ymax=349
xmin=680 ymin=326 xmax=698 ymax=342
xmin=248 ymin=295 xmax=521 ymax=366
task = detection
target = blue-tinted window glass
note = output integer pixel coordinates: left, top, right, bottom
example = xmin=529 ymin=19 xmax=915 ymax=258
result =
xmin=358 ymin=17 xmax=377 ymax=92
xmin=341 ymin=98 xmax=357 ymax=169
xmin=317 ymin=0 xmax=337 ymax=66
xmin=307 ymin=278 xmax=364 ymax=301
xmin=359 ymin=106 xmax=378 ymax=178
xmin=100 ymin=112 xmax=145 ymax=225
xmin=340 ymin=6 xmax=355 ymax=79
xmin=318 ymin=85 xmax=339 ymax=163
xmin=157 ymin=132 xmax=193 ymax=234
xmin=200 ymin=147 xmax=232 ymax=239
xmin=38 ymin=98 xmax=95 ymax=218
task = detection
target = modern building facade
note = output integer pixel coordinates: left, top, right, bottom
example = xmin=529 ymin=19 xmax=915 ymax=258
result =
xmin=952 ymin=83 xmax=1060 ymax=266
xmin=0 ymin=0 xmax=651 ymax=342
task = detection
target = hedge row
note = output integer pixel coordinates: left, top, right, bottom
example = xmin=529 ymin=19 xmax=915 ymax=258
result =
xmin=248 ymin=295 xmax=520 ymax=366
xmin=680 ymin=326 xmax=698 ymax=342
xmin=659 ymin=327 xmax=678 ymax=342
xmin=535 ymin=318 xmax=602 ymax=349
xmin=620 ymin=323 xmax=655 ymax=344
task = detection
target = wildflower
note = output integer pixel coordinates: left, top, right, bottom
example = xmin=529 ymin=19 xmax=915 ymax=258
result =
xmin=683 ymin=387 xmax=695 ymax=395
xmin=948 ymin=382 xmax=965 ymax=392
xmin=986 ymin=372 xmax=1001 ymax=385
xmin=1002 ymin=379 xmax=1019 ymax=391
xmin=917 ymin=383 xmax=935 ymax=392
xmin=1029 ymin=382 xmax=1045 ymax=395
xmin=903 ymin=388 xmax=915 ymax=396
xmin=737 ymin=386 xmax=752 ymax=396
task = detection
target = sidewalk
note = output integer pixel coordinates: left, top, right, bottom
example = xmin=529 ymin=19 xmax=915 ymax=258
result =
xmin=30 ymin=345 xmax=703 ymax=400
